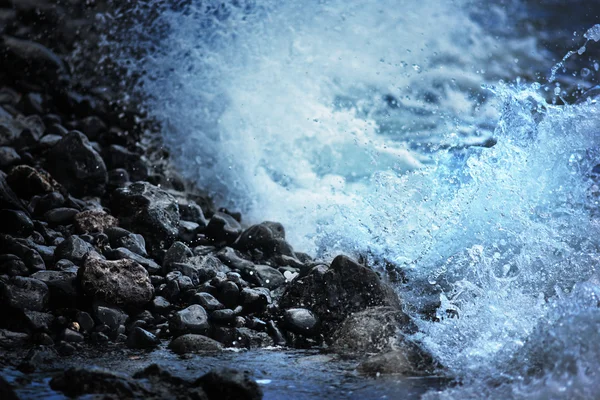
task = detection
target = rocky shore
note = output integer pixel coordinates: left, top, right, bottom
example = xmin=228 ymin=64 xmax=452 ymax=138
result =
xmin=0 ymin=1 xmax=439 ymax=398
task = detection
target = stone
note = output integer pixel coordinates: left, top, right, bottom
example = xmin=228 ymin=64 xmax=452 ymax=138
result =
xmin=32 ymin=191 xmax=65 ymax=216
xmin=170 ymin=305 xmax=210 ymax=336
xmin=0 ymin=375 xmax=18 ymax=400
xmin=0 ymin=146 xmax=20 ymax=168
xmin=211 ymin=309 xmax=237 ymax=324
xmin=46 ymin=131 xmax=108 ymax=197
xmin=78 ymin=253 xmax=154 ymax=308
xmin=0 ymin=209 xmax=33 ymax=236
xmin=94 ymin=305 xmax=128 ymax=333
xmin=168 ymin=334 xmax=223 ymax=355
xmin=204 ymin=212 xmax=242 ymax=244
xmin=0 ymin=234 xmax=45 ymax=271
xmin=54 ymin=235 xmax=94 ymax=265
xmin=7 ymin=165 xmax=55 ymax=199
xmin=235 ymin=221 xmax=288 ymax=255
xmin=126 ymin=327 xmax=160 ymax=349
xmin=0 ymin=171 xmax=27 ymax=213
xmin=177 ymin=198 xmax=207 ymax=227
xmin=62 ymin=328 xmax=84 ymax=343
xmin=283 ymin=308 xmax=320 ymax=337
xmin=103 ymin=144 xmax=150 ymax=181
xmin=195 ymin=369 xmax=263 ymax=400
xmin=75 ymin=311 xmax=94 ymax=333
xmin=0 ymin=35 xmax=66 ymax=84
xmin=190 ymin=292 xmax=225 ymax=312
xmin=30 ymin=270 xmax=77 ymax=307
xmin=279 ymin=255 xmax=401 ymax=335
xmin=331 ymin=307 xmax=416 ymax=354
xmin=104 ymin=247 xmax=161 ymax=275
xmin=217 ymin=247 xmax=255 ymax=273
xmin=44 ymin=207 xmax=79 ymax=225
xmin=22 ymin=310 xmax=54 ymax=331
xmin=163 ymin=241 xmax=193 ymax=269
xmin=211 ymin=326 xmax=273 ymax=349
xmin=49 ymin=368 xmax=149 ymax=398
xmin=108 ymin=168 xmax=130 ymax=188
xmin=172 ymin=254 xmax=230 ymax=285
xmin=0 ymin=276 xmax=48 ymax=311
xmin=356 ymin=345 xmax=439 ymax=376
xmin=252 ymin=265 xmax=286 ymax=290
xmin=56 ymin=342 xmax=76 ymax=356
xmin=77 ymin=116 xmax=107 ymax=140
xmin=112 ymin=232 xmax=148 ymax=257
xmin=112 ymin=182 xmax=180 ymax=257
xmin=178 ymin=220 xmax=199 ymax=243
xmin=152 ymin=296 xmax=171 ymax=315
xmin=0 ymin=329 xmax=29 ymax=348
xmin=216 ymin=281 xmax=240 ymax=309
xmin=73 ymin=210 xmax=117 ymax=234
xmin=0 ymin=255 xmax=28 ymax=276
xmin=239 ymin=288 xmax=271 ymax=314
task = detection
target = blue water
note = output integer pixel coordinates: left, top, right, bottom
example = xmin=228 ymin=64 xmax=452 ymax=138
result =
xmin=105 ymin=1 xmax=600 ymax=398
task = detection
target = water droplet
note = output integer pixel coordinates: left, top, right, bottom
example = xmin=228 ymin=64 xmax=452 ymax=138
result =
xmin=581 ymin=68 xmax=591 ymax=77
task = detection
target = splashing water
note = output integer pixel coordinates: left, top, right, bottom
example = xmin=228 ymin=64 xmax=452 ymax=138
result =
xmin=107 ymin=0 xmax=600 ymax=398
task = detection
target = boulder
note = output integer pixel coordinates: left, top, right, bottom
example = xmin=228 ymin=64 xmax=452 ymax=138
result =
xmin=283 ymin=308 xmax=320 ymax=337
xmin=0 ymin=35 xmax=66 ymax=84
xmin=46 ymin=131 xmax=108 ymax=197
xmin=195 ymin=368 xmax=263 ymax=400
xmin=78 ymin=253 xmax=154 ymax=308
xmin=0 ymin=209 xmax=33 ymax=236
xmin=49 ymin=368 xmax=150 ymax=399
xmin=54 ymin=235 xmax=94 ymax=265
xmin=356 ymin=344 xmax=439 ymax=376
xmin=204 ymin=212 xmax=242 ymax=244
xmin=168 ymin=334 xmax=223 ymax=354
xmin=0 ymin=276 xmax=49 ymax=311
xmin=112 ymin=182 xmax=180 ymax=257
xmin=126 ymin=327 xmax=160 ymax=349
xmin=73 ymin=210 xmax=117 ymax=234
xmin=170 ymin=304 xmax=210 ymax=336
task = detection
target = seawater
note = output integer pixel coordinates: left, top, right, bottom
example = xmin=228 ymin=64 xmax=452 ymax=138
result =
xmin=106 ymin=1 xmax=600 ymax=398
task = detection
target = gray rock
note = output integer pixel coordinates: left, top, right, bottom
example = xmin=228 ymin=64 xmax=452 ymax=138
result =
xmin=0 ymin=171 xmax=27 ymax=213
xmin=30 ymin=270 xmax=77 ymax=306
xmin=62 ymin=328 xmax=84 ymax=343
xmin=0 ymin=276 xmax=48 ymax=311
xmin=54 ymin=235 xmax=94 ymax=265
xmin=49 ymin=367 xmax=150 ymax=398
xmin=217 ymin=247 xmax=255 ymax=273
xmin=211 ymin=327 xmax=273 ymax=349
xmin=178 ymin=220 xmax=199 ymax=243
xmin=283 ymin=308 xmax=320 ymax=337
xmin=102 ymin=144 xmax=150 ymax=182
xmin=126 ymin=327 xmax=160 ymax=349
xmin=112 ymin=182 xmax=180 ymax=258
xmin=0 ymin=329 xmax=29 ymax=348
xmin=113 ymin=233 xmax=147 ymax=257
xmin=195 ymin=368 xmax=263 ymax=400
xmin=356 ymin=344 xmax=439 ymax=376
xmin=76 ymin=311 xmax=95 ymax=333
xmin=252 ymin=265 xmax=285 ymax=289
xmin=190 ymin=292 xmax=225 ymax=312
xmin=172 ymin=254 xmax=230 ymax=285
xmin=204 ymin=212 xmax=242 ymax=244
xmin=168 ymin=334 xmax=222 ymax=354
xmin=0 ymin=35 xmax=66 ymax=84
xmin=163 ymin=241 xmax=193 ymax=270
xmin=104 ymin=247 xmax=161 ymax=275
xmin=177 ymin=198 xmax=207 ymax=227
xmin=0 ymin=234 xmax=45 ymax=271
xmin=78 ymin=253 xmax=154 ymax=308
xmin=0 ymin=146 xmax=20 ymax=168
xmin=73 ymin=210 xmax=117 ymax=234
xmin=170 ymin=304 xmax=210 ymax=335
xmin=0 ymin=209 xmax=33 ymax=236
xmin=151 ymin=296 xmax=171 ymax=315
xmin=239 ymin=288 xmax=271 ymax=314
xmin=46 ymin=131 xmax=108 ymax=197
xmin=94 ymin=305 xmax=128 ymax=332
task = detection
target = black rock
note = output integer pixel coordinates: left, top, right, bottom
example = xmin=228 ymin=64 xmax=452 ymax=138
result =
xmin=0 ymin=328 xmax=29 ymax=348
xmin=0 ymin=234 xmax=45 ymax=271
xmin=234 ymin=221 xmax=287 ymax=254
xmin=0 ymin=375 xmax=18 ymax=400
xmin=103 ymin=144 xmax=150 ymax=181
xmin=22 ymin=310 xmax=54 ymax=331
xmin=0 ymin=209 xmax=33 ymax=236
xmin=356 ymin=344 xmax=439 ymax=376
xmin=32 ymin=191 xmax=65 ymax=216
xmin=77 ymin=116 xmax=107 ymax=141
xmin=62 ymin=328 xmax=84 ymax=343
xmin=30 ymin=270 xmax=77 ymax=307
xmin=0 ymin=276 xmax=49 ymax=311
xmin=0 ymin=146 xmax=20 ymax=168
xmin=0 ymin=35 xmax=67 ymax=85
xmin=0 ymin=255 xmax=28 ymax=276
xmin=195 ymin=368 xmax=263 ymax=400
xmin=50 ymin=367 xmax=149 ymax=398
xmin=168 ymin=334 xmax=222 ymax=354
xmin=251 ymin=265 xmax=285 ymax=290
xmin=211 ymin=308 xmax=237 ymax=324
xmin=79 ymin=253 xmax=154 ymax=309
xmin=283 ymin=308 xmax=320 ymax=337
xmin=113 ymin=232 xmax=147 ymax=257
xmin=191 ymin=292 xmax=225 ymax=312
xmin=204 ymin=212 xmax=242 ymax=244
xmin=46 ymin=131 xmax=108 ymax=197
xmin=104 ymin=247 xmax=161 ymax=275
xmin=170 ymin=304 xmax=210 ymax=336
xmin=75 ymin=311 xmax=94 ymax=333
xmin=54 ymin=235 xmax=94 ymax=265
xmin=107 ymin=168 xmax=130 ymax=189
xmin=73 ymin=210 xmax=117 ymax=234
xmin=126 ymin=327 xmax=160 ymax=349
xmin=151 ymin=296 xmax=171 ymax=315
xmin=94 ymin=305 xmax=128 ymax=334
xmin=112 ymin=182 xmax=180 ymax=258
xmin=178 ymin=220 xmax=199 ymax=243
xmin=239 ymin=288 xmax=271 ymax=314
xmin=216 ymin=281 xmax=240 ymax=309
xmin=0 ymin=171 xmax=27 ymax=212
xmin=279 ymin=255 xmax=401 ymax=336
xmin=217 ymin=247 xmax=255 ymax=272
xmin=171 ymin=254 xmax=230 ymax=285
xmin=177 ymin=198 xmax=207 ymax=227
xmin=7 ymin=164 xmax=55 ymax=199
xmin=44 ymin=207 xmax=79 ymax=225
xmin=163 ymin=241 xmax=193 ymax=270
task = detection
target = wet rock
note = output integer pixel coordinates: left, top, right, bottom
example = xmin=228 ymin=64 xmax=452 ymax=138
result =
xmin=103 ymin=144 xmax=150 ymax=181
xmin=79 ymin=253 xmax=154 ymax=308
xmin=30 ymin=270 xmax=77 ymax=307
xmin=240 ymin=288 xmax=271 ymax=314
xmin=152 ymin=296 xmax=171 ymax=315
xmin=112 ymin=181 xmax=180 ymax=257
xmin=75 ymin=311 xmax=94 ymax=333
xmin=283 ymin=308 xmax=320 ymax=337
xmin=172 ymin=254 xmax=230 ymax=285
xmin=54 ymin=235 xmax=94 ymax=265
xmin=105 ymin=228 xmax=148 ymax=257
xmin=0 ymin=171 xmax=27 ymax=212
xmin=211 ymin=308 xmax=237 ymax=324
xmin=73 ymin=210 xmax=117 ymax=234
xmin=0 ymin=329 xmax=29 ymax=348
xmin=356 ymin=344 xmax=439 ymax=376
xmin=0 ymin=146 xmax=20 ymax=168
xmin=0 ymin=209 xmax=33 ymax=236
xmin=204 ymin=212 xmax=242 ymax=244
xmin=216 ymin=280 xmax=240 ymax=309
xmin=195 ymin=368 xmax=263 ymax=400
xmin=251 ymin=265 xmax=285 ymax=290
xmin=32 ymin=191 xmax=65 ymax=216
xmin=104 ymin=246 xmax=159 ymax=273
xmin=279 ymin=255 xmax=401 ymax=335
xmin=126 ymin=326 xmax=160 ymax=349
xmin=235 ymin=222 xmax=288 ymax=255
xmin=0 ymin=375 xmax=18 ymax=400
xmin=62 ymin=328 xmax=84 ymax=343
xmin=0 ymin=234 xmax=45 ymax=271
xmin=0 ymin=255 xmax=28 ymax=276
xmin=46 ymin=131 xmax=108 ymax=197
xmin=170 ymin=304 xmax=210 ymax=336
xmin=331 ymin=307 xmax=415 ymax=353
xmin=22 ymin=310 xmax=54 ymax=331
xmin=43 ymin=207 xmax=79 ymax=225
xmin=0 ymin=276 xmax=48 ymax=311
xmin=163 ymin=241 xmax=193 ymax=270
xmin=50 ymin=367 xmax=149 ymax=398
xmin=177 ymin=198 xmax=207 ymax=227
xmin=108 ymin=168 xmax=129 ymax=188
xmin=190 ymin=292 xmax=225 ymax=312
xmin=7 ymin=164 xmax=55 ymax=199
xmin=77 ymin=116 xmax=107 ymax=140
xmin=56 ymin=342 xmax=76 ymax=356
xmin=169 ymin=334 xmax=223 ymax=355
xmin=217 ymin=247 xmax=255 ymax=273
xmin=94 ymin=305 xmax=128 ymax=333
xmin=0 ymin=35 xmax=66 ymax=84
xmin=211 ymin=327 xmax=273 ymax=349
xmin=179 ymin=220 xmax=199 ymax=242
